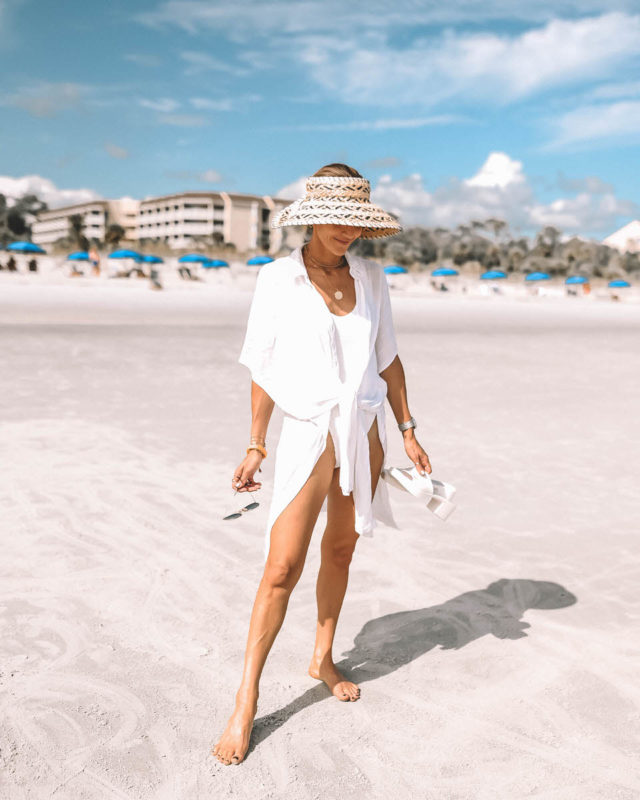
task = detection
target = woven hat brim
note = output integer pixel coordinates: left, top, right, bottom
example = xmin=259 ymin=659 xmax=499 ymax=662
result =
xmin=272 ymin=198 xmax=402 ymax=239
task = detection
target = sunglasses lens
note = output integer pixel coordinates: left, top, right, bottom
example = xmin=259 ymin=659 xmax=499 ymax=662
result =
xmin=223 ymin=501 xmax=259 ymax=520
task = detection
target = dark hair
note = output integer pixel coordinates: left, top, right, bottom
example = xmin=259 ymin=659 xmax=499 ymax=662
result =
xmin=312 ymin=163 xmax=363 ymax=178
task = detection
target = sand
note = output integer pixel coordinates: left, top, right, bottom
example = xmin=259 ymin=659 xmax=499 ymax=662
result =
xmin=1 ymin=275 xmax=639 ymax=799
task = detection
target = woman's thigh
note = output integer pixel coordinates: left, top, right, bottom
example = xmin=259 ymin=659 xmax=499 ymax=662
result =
xmin=266 ymin=430 xmax=337 ymax=572
xmin=323 ymin=415 xmax=385 ymax=550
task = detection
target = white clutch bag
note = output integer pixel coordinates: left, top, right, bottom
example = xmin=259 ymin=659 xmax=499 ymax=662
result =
xmin=380 ymin=465 xmax=457 ymax=521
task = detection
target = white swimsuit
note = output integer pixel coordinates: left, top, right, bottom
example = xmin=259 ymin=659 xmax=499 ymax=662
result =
xmin=328 ymin=303 xmax=376 ymax=468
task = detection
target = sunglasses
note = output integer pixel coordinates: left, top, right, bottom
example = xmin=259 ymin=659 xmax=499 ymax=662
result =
xmin=222 ymin=489 xmax=260 ymax=520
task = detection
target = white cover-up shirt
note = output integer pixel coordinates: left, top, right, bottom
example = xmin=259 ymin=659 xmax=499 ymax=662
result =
xmin=238 ymin=245 xmax=400 ymax=561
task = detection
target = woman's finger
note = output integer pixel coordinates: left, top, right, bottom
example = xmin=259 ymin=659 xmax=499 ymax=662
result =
xmin=232 ymin=467 xmax=248 ymax=489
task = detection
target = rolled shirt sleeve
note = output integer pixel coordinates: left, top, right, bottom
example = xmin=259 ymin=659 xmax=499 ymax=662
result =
xmin=375 ymin=271 xmax=399 ymax=373
xmin=238 ymin=266 xmax=279 ymax=395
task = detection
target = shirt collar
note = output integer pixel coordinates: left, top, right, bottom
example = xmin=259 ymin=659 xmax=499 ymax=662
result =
xmin=289 ymin=245 xmax=363 ymax=284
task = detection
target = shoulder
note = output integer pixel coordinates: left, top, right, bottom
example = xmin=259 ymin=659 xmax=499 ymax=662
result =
xmin=255 ymin=255 xmax=296 ymax=286
xmin=351 ymin=254 xmax=385 ymax=290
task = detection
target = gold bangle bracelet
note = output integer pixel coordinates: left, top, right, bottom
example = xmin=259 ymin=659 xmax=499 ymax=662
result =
xmin=247 ymin=444 xmax=267 ymax=459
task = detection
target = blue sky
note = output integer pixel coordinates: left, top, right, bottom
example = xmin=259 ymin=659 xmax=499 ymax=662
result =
xmin=1 ymin=0 xmax=639 ymax=238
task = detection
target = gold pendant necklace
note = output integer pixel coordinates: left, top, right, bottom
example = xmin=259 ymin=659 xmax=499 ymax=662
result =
xmin=303 ymin=244 xmax=347 ymax=300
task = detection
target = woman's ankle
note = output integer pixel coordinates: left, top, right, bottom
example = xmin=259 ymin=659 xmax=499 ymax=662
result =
xmin=235 ymin=685 xmax=259 ymax=707
xmin=310 ymin=649 xmax=334 ymax=665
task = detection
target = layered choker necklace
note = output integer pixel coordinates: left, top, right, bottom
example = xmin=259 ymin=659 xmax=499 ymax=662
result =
xmin=302 ymin=244 xmax=348 ymax=300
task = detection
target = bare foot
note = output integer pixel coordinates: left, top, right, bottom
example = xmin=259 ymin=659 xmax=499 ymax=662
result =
xmin=211 ymin=692 xmax=257 ymax=765
xmin=308 ymin=655 xmax=360 ymax=701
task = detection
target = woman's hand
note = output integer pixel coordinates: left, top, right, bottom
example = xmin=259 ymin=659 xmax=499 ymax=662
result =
xmin=403 ymin=431 xmax=432 ymax=475
xmin=231 ymin=451 xmax=264 ymax=493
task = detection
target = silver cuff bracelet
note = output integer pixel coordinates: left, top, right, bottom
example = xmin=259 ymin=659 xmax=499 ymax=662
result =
xmin=398 ymin=416 xmax=417 ymax=432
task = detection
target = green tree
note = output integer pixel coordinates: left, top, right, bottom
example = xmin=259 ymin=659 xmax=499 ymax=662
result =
xmin=105 ymin=224 xmax=125 ymax=248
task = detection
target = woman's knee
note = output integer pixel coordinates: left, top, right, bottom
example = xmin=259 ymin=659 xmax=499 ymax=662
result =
xmin=263 ymin=556 xmax=304 ymax=592
xmin=322 ymin=538 xmax=357 ymax=569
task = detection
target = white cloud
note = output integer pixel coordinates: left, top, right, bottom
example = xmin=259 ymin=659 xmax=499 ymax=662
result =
xmin=104 ymin=142 xmax=130 ymax=159
xmin=135 ymin=5 xmax=640 ymax=108
xmin=364 ymin=156 xmax=403 ymax=169
xmin=123 ymin=53 xmax=162 ymax=67
xmin=2 ymin=81 xmax=89 ymax=117
xmin=464 ymin=152 xmax=527 ymax=189
xmin=135 ymin=1 xmax=636 ymax=36
xmin=584 ymin=80 xmax=640 ymax=101
xmin=139 ymin=97 xmax=180 ymax=112
xmin=189 ymin=97 xmax=234 ymax=111
xmin=189 ymin=94 xmax=262 ymax=111
xmin=528 ymin=191 xmax=637 ymax=233
xmin=0 ymin=0 xmax=25 ymax=46
xmin=556 ymin=173 xmax=614 ymax=194
xmin=199 ymin=169 xmax=223 ymax=182
xmin=157 ymin=113 xmax=208 ymax=126
xmin=298 ymin=13 xmax=640 ymax=107
xmin=276 ymin=176 xmax=306 ymax=200
xmin=544 ymin=99 xmax=640 ymax=149
xmin=275 ymin=115 xmax=468 ymax=132
xmin=180 ymin=50 xmax=248 ymax=76
xmin=165 ymin=168 xmax=223 ymax=183
xmin=359 ymin=151 xmax=637 ymax=236
xmin=0 ymin=174 xmax=101 ymax=209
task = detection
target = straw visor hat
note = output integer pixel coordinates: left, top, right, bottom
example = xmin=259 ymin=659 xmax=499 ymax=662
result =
xmin=272 ymin=176 xmax=402 ymax=239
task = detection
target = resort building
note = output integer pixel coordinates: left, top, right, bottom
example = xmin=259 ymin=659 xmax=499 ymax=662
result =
xmin=32 ymin=191 xmax=300 ymax=254
xmin=136 ymin=191 xmax=296 ymax=253
xmin=603 ymin=220 xmax=640 ymax=254
xmin=31 ymin=198 xmax=139 ymax=247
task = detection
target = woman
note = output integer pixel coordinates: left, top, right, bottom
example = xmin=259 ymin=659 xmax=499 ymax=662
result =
xmin=212 ymin=164 xmax=432 ymax=765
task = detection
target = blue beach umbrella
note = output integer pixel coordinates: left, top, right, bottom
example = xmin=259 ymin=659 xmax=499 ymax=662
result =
xmin=67 ymin=251 xmax=90 ymax=261
xmin=565 ymin=275 xmax=589 ymax=285
xmin=178 ymin=253 xmax=209 ymax=263
xmin=480 ymin=270 xmax=507 ymax=280
xmin=142 ymin=254 xmax=164 ymax=264
xmin=203 ymin=259 xmax=230 ymax=268
xmin=608 ymin=279 xmax=631 ymax=288
xmin=108 ymin=249 xmax=142 ymax=261
xmin=384 ymin=265 xmax=408 ymax=274
xmin=431 ymin=267 xmax=459 ymax=277
xmin=525 ymin=271 xmax=551 ymax=281
xmin=247 ymin=255 xmax=273 ymax=265
xmin=7 ymin=241 xmax=46 ymax=253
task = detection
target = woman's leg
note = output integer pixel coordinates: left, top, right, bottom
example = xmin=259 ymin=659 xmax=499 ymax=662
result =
xmin=309 ymin=415 xmax=384 ymax=701
xmin=212 ymin=431 xmax=337 ymax=765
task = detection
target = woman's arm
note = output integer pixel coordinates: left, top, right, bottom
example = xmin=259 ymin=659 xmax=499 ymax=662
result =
xmin=235 ymin=380 xmax=275 ymax=493
xmin=249 ymin=379 xmax=275 ymax=445
xmin=380 ymin=355 xmax=432 ymax=475
xmin=379 ymin=355 xmax=409 ymax=428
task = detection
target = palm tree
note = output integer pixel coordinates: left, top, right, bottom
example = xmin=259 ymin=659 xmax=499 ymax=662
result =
xmin=69 ymin=214 xmax=89 ymax=251
xmin=104 ymin=224 xmax=125 ymax=248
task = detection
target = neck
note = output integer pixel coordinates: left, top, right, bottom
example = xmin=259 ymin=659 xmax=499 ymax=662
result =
xmin=304 ymin=236 xmax=345 ymax=267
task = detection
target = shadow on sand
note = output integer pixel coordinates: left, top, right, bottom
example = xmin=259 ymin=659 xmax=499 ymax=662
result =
xmin=248 ymin=578 xmax=576 ymax=754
